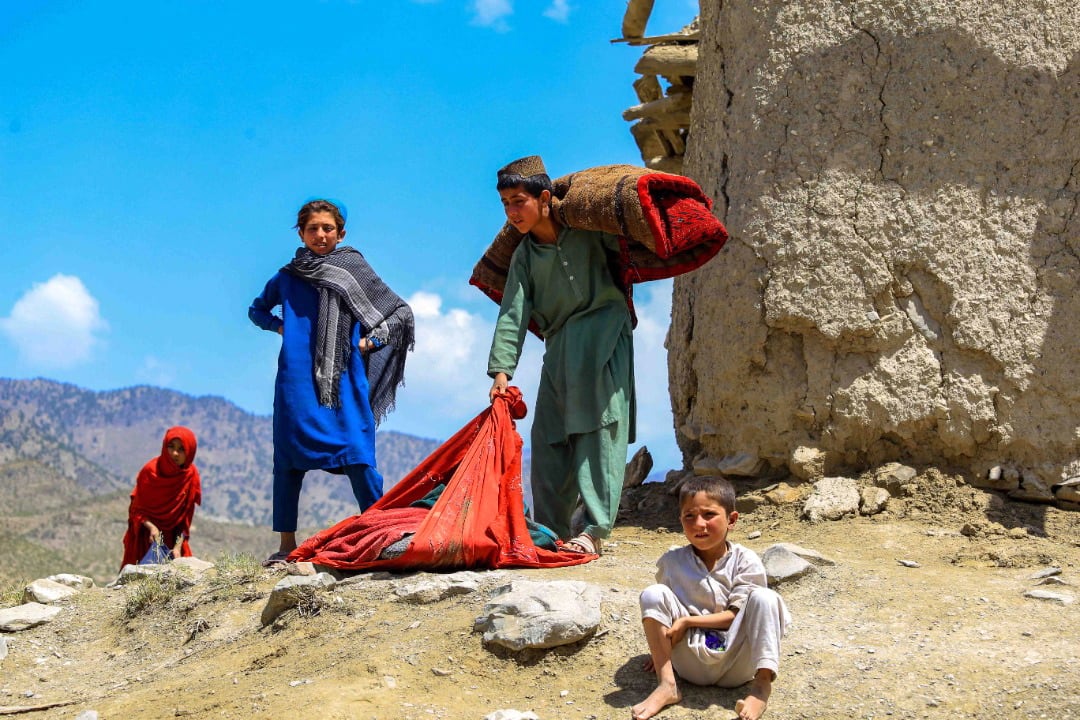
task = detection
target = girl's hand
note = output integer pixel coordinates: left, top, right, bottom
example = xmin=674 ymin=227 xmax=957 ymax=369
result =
xmin=359 ymin=337 xmax=375 ymax=353
xmin=489 ymin=372 xmax=509 ymax=403
xmin=171 ymin=547 xmax=182 ymax=560
xmin=144 ymin=522 xmax=161 ymax=543
xmin=276 ymin=325 xmax=284 ymax=336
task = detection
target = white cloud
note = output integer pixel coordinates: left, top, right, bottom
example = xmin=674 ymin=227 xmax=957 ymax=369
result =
xmin=386 ymin=290 xmax=541 ymax=440
xmin=543 ymin=0 xmax=571 ymax=23
xmin=471 ymin=0 xmax=513 ymax=31
xmin=0 ymin=274 xmax=108 ymax=367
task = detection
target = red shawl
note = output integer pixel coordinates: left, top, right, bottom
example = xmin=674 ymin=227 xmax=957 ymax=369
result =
xmin=290 ymin=388 xmax=596 ymax=571
xmin=120 ymin=426 xmax=203 ymax=569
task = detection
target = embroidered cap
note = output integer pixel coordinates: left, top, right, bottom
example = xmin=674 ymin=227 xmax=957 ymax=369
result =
xmin=497 ymin=155 xmax=547 ymax=181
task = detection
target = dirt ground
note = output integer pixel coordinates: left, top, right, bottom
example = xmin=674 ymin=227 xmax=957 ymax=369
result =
xmin=2 ymin=472 xmax=1079 ymax=720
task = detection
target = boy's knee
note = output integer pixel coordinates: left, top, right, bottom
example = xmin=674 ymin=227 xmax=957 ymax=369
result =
xmin=746 ymin=586 xmax=781 ymax=611
xmin=639 ymin=583 xmax=676 ymax=614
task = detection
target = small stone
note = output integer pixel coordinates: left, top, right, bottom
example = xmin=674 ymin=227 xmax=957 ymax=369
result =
xmin=74 ymin=712 xmax=99 ymax=720
xmin=286 ymin=562 xmax=317 ymax=577
xmin=897 ymin=559 xmax=921 ymax=568
xmin=394 ymin=571 xmax=481 ymax=604
xmin=0 ymin=637 xmax=8 ymax=661
xmin=1029 ymin=567 xmax=1061 ymax=580
xmin=560 ymin=690 xmax=570 ymax=697
xmin=747 ymin=530 xmax=762 ymax=539
xmin=1023 ymin=589 xmax=1074 ymax=604
xmin=484 ymin=711 xmax=540 ymax=720
xmin=432 ymin=668 xmax=452 ymax=677
xmin=1037 ymin=577 xmax=1068 ymax=586
xmin=46 ymin=574 xmax=94 ymax=590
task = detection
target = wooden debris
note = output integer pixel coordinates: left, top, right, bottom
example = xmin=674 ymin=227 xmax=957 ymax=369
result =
xmin=621 ymin=0 xmax=656 ymax=38
xmin=634 ymin=44 xmax=699 ymax=79
xmin=621 ymin=8 xmax=702 ymax=174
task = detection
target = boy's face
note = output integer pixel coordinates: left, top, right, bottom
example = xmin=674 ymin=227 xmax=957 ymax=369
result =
xmin=298 ymin=210 xmax=345 ymax=255
xmin=499 ymin=186 xmax=549 ymax=235
xmin=680 ymin=491 xmax=737 ymax=558
xmin=166 ymin=438 xmax=187 ymax=467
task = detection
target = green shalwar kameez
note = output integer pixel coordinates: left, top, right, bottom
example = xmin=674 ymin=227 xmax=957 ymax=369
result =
xmin=488 ymin=226 xmax=636 ymax=540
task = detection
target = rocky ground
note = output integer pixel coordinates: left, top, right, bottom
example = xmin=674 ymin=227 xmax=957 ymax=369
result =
xmin=2 ymin=469 xmax=1079 ymax=720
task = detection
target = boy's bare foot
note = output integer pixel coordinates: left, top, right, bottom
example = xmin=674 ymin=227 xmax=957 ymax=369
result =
xmin=734 ymin=680 xmax=772 ymax=720
xmin=631 ymin=683 xmax=681 ymax=720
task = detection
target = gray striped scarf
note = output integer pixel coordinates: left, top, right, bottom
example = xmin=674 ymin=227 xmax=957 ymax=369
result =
xmin=283 ymin=246 xmax=414 ymax=423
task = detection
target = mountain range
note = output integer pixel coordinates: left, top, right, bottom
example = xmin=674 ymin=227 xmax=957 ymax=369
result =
xmin=0 ymin=377 xmax=445 ymax=583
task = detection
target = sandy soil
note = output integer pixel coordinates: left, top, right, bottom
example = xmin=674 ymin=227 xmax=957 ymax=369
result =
xmin=2 ymin=473 xmax=1079 ymax=720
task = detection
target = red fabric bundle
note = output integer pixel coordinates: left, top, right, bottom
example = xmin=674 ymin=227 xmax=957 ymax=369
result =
xmin=120 ymin=427 xmax=202 ymax=569
xmin=290 ymin=388 xmax=596 ymax=571
xmin=470 ymin=165 xmax=728 ymax=321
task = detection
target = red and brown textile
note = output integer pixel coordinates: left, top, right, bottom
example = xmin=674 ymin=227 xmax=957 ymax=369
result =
xmin=470 ymin=164 xmax=728 ymax=311
xmin=120 ymin=427 xmax=202 ymax=569
xmin=289 ymin=387 xmax=596 ymax=571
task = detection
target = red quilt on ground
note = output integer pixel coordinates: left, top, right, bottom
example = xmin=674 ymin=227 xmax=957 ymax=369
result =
xmin=289 ymin=388 xmax=596 ymax=571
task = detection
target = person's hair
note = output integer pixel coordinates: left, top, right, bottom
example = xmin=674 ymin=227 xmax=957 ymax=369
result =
xmin=295 ymin=199 xmax=345 ymax=234
xmin=496 ymin=172 xmax=553 ymax=198
xmin=678 ymin=475 xmax=736 ymax=514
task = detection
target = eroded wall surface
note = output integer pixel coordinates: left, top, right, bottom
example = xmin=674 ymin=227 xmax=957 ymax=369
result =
xmin=673 ymin=0 xmax=1079 ymax=498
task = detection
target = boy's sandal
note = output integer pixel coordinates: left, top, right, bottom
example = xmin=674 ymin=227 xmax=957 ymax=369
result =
xmin=262 ymin=550 xmax=291 ymax=568
xmin=562 ymin=533 xmax=601 ymax=556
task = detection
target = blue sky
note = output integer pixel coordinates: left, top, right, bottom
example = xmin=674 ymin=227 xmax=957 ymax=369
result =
xmin=0 ymin=0 xmax=698 ymax=473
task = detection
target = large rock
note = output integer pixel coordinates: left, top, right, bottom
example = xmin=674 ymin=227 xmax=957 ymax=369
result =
xmin=802 ymin=477 xmax=861 ymax=522
xmin=761 ymin=545 xmax=816 ymax=586
xmin=0 ymin=602 xmax=62 ymax=631
xmin=23 ymin=579 xmax=79 ymax=604
xmin=473 ymin=580 xmax=602 ymax=651
xmin=672 ymin=0 xmax=1080 ymax=494
xmin=260 ymin=573 xmax=338 ymax=626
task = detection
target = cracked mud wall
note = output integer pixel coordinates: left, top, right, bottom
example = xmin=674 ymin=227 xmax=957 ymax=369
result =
xmin=672 ymin=1 xmax=1080 ymax=494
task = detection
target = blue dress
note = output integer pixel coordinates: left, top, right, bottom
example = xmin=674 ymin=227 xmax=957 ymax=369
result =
xmin=249 ymin=272 xmax=378 ymax=473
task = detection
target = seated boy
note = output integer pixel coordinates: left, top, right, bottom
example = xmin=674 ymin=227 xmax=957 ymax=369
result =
xmin=633 ymin=476 xmax=791 ymax=720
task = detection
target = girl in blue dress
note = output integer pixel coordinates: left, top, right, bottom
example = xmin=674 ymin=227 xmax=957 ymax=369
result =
xmin=249 ymin=199 xmax=414 ymax=565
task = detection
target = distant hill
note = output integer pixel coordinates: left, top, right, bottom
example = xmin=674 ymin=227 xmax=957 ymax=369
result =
xmin=0 ymin=377 xmax=445 ymax=583
xmin=0 ymin=378 xmax=443 ymax=526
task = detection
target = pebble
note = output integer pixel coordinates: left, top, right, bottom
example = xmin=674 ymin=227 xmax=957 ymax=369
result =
xmin=897 ymin=559 xmax=921 ymax=568
xmin=1029 ymin=567 xmax=1062 ymax=580
xmin=747 ymin=530 xmax=762 ymax=539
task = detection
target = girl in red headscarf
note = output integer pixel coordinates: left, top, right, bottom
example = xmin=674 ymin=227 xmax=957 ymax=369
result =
xmin=120 ymin=426 xmax=203 ymax=569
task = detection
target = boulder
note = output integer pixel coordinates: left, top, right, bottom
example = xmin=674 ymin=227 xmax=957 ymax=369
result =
xmin=473 ymin=579 xmax=602 ymax=651
xmin=261 ymin=572 xmax=338 ymax=626
xmin=761 ymin=545 xmax=816 ymax=586
xmin=0 ymin=602 xmax=62 ymax=632
xmin=802 ymin=477 xmax=860 ymax=522
xmin=23 ymin=579 xmax=78 ymax=604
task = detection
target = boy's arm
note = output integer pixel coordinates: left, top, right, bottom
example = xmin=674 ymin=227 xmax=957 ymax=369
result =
xmin=487 ymin=252 xmax=532 ymax=381
xmin=667 ymin=609 xmax=737 ymax=646
xmin=727 ymin=547 xmax=770 ymax=613
xmin=248 ymin=275 xmax=284 ymax=333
